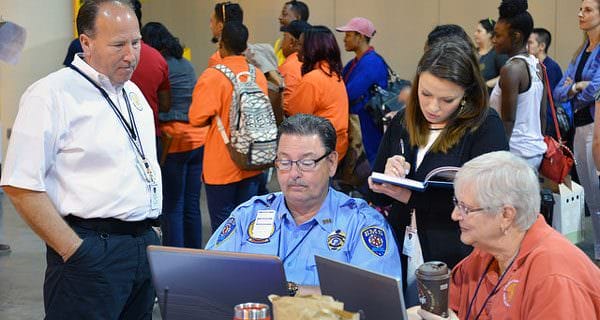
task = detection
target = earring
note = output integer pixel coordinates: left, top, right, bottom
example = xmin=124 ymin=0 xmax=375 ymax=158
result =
xmin=458 ymin=99 xmax=466 ymax=113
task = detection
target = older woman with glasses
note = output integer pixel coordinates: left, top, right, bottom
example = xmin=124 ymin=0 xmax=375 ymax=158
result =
xmin=409 ymin=151 xmax=600 ymax=320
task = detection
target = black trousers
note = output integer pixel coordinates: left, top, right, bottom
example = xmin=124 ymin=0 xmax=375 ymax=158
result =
xmin=44 ymin=222 xmax=160 ymax=320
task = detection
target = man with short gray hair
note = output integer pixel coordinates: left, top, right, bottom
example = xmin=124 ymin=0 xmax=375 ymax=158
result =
xmin=206 ymin=114 xmax=401 ymax=291
xmin=1 ymin=0 xmax=161 ymax=317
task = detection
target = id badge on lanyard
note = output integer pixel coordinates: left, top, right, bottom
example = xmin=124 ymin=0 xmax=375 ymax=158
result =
xmin=135 ymin=155 xmax=159 ymax=211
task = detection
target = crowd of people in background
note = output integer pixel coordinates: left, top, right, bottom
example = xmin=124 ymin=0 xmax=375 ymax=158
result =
xmin=2 ymin=0 xmax=600 ymax=318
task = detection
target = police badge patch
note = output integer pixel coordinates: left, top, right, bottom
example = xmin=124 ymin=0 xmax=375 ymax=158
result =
xmin=327 ymin=229 xmax=346 ymax=251
xmin=361 ymin=226 xmax=387 ymax=257
xmin=247 ymin=219 xmax=275 ymax=244
xmin=216 ymin=217 xmax=236 ymax=245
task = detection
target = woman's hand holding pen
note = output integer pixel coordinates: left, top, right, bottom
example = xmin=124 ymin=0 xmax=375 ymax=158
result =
xmin=368 ymin=155 xmax=412 ymax=204
xmin=384 ymin=155 xmax=411 ymax=178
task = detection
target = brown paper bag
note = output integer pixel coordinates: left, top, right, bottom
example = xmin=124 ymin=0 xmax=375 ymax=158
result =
xmin=268 ymin=295 xmax=359 ymax=320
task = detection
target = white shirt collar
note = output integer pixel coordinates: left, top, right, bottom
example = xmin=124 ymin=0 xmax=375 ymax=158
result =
xmin=72 ymin=53 xmax=124 ymax=94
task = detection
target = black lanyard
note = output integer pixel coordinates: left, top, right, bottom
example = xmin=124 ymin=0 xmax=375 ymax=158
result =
xmin=69 ymin=65 xmax=146 ymax=161
xmin=277 ymin=219 xmax=317 ymax=264
xmin=465 ymin=255 xmax=518 ymax=320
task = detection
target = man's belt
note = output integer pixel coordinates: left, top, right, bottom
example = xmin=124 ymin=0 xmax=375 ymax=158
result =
xmin=65 ymin=215 xmax=160 ymax=236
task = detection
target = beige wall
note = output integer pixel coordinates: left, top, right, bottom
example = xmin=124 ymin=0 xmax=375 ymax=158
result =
xmin=0 ymin=0 xmax=73 ymax=160
xmin=0 ymin=0 xmax=587 ymax=159
xmin=142 ymin=0 xmax=583 ymax=79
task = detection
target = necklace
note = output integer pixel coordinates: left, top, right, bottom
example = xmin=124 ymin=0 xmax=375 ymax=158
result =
xmin=464 ymin=249 xmax=519 ymax=320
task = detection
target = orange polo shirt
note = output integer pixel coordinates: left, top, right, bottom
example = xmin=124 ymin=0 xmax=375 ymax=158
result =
xmin=449 ymin=215 xmax=600 ymax=319
xmin=279 ymin=52 xmax=302 ymax=111
xmin=159 ymin=122 xmax=207 ymax=153
xmin=208 ymin=50 xmax=222 ymax=68
xmin=189 ymin=55 xmax=268 ymax=185
xmin=285 ymin=62 xmax=349 ymax=159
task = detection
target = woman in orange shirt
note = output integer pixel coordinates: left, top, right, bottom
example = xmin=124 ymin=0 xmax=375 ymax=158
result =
xmin=286 ymin=26 xmax=349 ymax=159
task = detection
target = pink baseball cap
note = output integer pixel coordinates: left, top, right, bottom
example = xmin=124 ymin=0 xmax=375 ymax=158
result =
xmin=336 ymin=17 xmax=376 ymax=38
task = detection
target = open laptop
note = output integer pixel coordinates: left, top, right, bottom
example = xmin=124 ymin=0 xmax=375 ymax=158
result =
xmin=316 ymin=255 xmax=408 ymax=320
xmin=147 ymin=245 xmax=288 ymax=320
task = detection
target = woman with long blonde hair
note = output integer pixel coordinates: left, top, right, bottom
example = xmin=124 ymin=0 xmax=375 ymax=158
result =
xmin=553 ymin=0 xmax=600 ymax=264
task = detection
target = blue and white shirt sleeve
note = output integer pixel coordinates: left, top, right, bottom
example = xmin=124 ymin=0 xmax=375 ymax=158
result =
xmin=347 ymin=201 xmax=402 ymax=280
xmin=553 ymin=61 xmax=577 ymax=104
xmin=205 ymin=208 xmax=246 ymax=251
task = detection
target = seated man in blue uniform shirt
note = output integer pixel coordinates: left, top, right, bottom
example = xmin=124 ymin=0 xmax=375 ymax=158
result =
xmin=206 ymin=114 xmax=401 ymax=287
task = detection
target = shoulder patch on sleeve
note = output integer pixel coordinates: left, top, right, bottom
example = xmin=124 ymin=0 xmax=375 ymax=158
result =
xmin=216 ymin=217 xmax=236 ymax=246
xmin=361 ymin=226 xmax=387 ymax=257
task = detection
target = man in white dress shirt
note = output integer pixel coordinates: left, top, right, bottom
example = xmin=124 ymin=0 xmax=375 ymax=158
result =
xmin=1 ymin=1 xmax=161 ymax=318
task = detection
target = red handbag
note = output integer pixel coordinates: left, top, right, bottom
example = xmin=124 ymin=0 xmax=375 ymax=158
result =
xmin=539 ymin=63 xmax=574 ymax=184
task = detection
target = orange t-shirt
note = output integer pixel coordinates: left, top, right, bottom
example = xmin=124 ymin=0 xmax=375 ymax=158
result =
xmin=285 ymin=62 xmax=349 ymax=159
xmin=208 ymin=50 xmax=222 ymax=68
xmin=189 ymin=55 xmax=267 ymax=185
xmin=159 ymin=121 xmax=207 ymax=153
xmin=278 ymin=52 xmax=302 ymax=109
xmin=450 ymin=215 xmax=600 ymax=319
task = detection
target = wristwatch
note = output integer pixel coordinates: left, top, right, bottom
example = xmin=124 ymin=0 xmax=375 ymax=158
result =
xmin=571 ymin=83 xmax=578 ymax=94
xmin=287 ymin=281 xmax=298 ymax=296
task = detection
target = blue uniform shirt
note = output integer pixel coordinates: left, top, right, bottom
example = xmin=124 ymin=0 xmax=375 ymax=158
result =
xmin=206 ymin=188 xmax=402 ymax=286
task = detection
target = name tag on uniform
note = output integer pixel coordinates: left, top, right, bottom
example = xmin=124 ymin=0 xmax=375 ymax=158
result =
xmin=252 ymin=209 xmax=276 ymax=239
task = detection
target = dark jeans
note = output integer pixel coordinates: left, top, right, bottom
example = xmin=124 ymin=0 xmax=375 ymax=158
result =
xmin=155 ymin=136 xmax=162 ymax=164
xmin=44 ymin=223 xmax=160 ymax=320
xmin=205 ymin=174 xmax=262 ymax=232
xmin=160 ymin=146 xmax=204 ymax=248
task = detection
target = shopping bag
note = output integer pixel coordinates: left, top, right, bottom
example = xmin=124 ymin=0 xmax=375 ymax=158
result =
xmin=551 ymin=180 xmax=585 ymax=243
xmin=402 ymin=210 xmax=424 ymax=307
xmin=268 ymin=295 xmax=359 ymax=320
